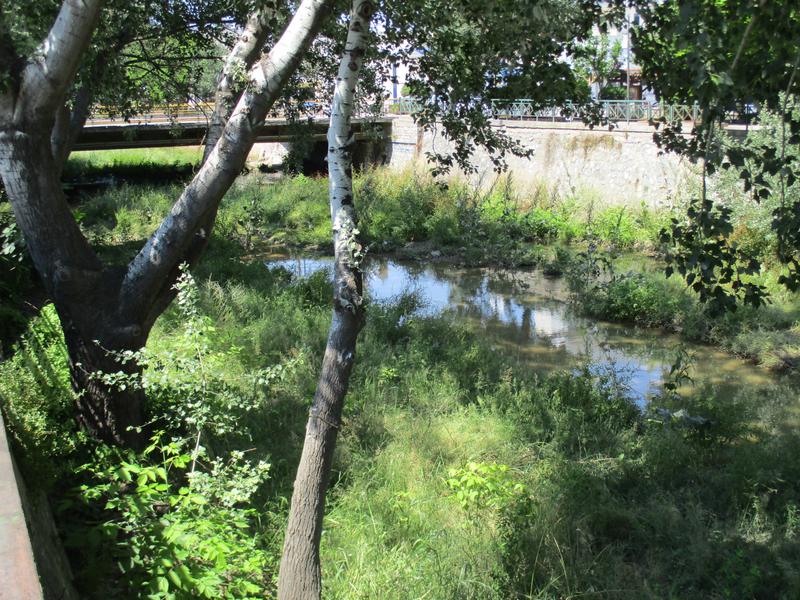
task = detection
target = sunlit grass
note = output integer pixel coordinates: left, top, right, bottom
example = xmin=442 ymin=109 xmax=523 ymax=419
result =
xmin=3 ymin=163 xmax=800 ymax=597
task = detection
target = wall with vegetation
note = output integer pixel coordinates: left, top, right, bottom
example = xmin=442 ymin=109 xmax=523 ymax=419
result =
xmin=388 ymin=115 xmax=697 ymax=209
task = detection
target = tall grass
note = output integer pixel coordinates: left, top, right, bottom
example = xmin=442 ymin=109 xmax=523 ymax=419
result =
xmin=71 ymin=166 xmax=671 ymax=270
xmin=5 ymin=258 xmax=800 ymax=598
xmin=2 ymin=162 xmax=799 ymax=597
xmin=565 ymin=248 xmax=800 ymax=370
xmin=64 ymin=147 xmax=202 ymax=181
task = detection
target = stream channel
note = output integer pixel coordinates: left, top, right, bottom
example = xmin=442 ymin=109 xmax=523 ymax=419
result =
xmin=266 ymin=255 xmax=798 ymax=413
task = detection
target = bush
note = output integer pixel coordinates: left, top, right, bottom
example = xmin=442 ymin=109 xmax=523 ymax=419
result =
xmin=0 ymin=207 xmax=32 ymax=350
xmin=0 ymin=305 xmax=81 ymax=487
xmin=67 ymin=435 xmax=275 ymax=599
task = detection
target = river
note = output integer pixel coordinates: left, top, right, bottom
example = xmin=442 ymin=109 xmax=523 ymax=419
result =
xmin=266 ymin=255 xmax=797 ymax=413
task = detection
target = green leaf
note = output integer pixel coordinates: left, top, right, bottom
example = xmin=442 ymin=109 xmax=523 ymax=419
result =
xmin=167 ymin=569 xmax=183 ymax=589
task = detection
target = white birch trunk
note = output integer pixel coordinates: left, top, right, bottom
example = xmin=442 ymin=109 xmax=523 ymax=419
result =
xmin=277 ymin=2 xmax=373 ymax=598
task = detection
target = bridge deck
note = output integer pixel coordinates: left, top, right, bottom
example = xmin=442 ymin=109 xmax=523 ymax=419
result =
xmin=75 ymin=117 xmax=392 ymax=151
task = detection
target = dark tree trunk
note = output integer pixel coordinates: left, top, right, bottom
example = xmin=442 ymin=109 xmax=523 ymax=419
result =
xmin=278 ymin=307 xmax=364 ymax=599
xmin=64 ymin=324 xmax=147 ymax=449
xmin=278 ymin=1 xmax=372 ymax=597
xmin=0 ymin=128 xmax=148 ymax=447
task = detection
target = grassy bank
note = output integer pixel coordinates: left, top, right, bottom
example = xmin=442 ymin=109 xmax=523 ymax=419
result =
xmin=564 ymin=248 xmax=800 ymax=371
xmin=62 ymin=155 xmax=668 ymax=258
xmin=63 ymin=147 xmax=203 ymax=182
xmin=1 ymin=169 xmax=800 ymax=598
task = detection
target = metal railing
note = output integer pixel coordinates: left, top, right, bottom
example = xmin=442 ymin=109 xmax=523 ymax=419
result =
xmin=385 ymin=97 xmax=758 ymax=125
xmin=489 ymin=99 xmax=701 ymax=123
xmin=384 ymin=97 xmax=702 ymax=123
xmin=87 ymin=98 xmax=755 ymax=128
xmin=86 ymin=102 xmax=215 ymax=125
xmin=384 ymin=97 xmax=423 ymax=115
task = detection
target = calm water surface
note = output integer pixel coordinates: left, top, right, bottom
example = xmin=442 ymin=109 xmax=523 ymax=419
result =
xmin=266 ymin=256 xmax=795 ymax=409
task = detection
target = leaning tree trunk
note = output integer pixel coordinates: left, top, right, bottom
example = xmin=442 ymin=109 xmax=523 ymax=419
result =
xmin=277 ymin=2 xmax=373 ymax=598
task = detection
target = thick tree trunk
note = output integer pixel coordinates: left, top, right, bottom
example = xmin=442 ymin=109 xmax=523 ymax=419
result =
xmin=277 ymin=2 xmax=373 ymax=598
xmin=65 ymin=323 xmax=147 ymax=449
xmin=0 ymin=127 xmax=148 ymax=447
xmin=0 ymin=0 xmax=333 ymax=448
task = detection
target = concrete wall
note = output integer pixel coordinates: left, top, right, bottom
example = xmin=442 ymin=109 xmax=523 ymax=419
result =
xmin=0 ymin=411 xmax=78 ymax=600
xmin=386 ymin=115 xmax=697 ymax=208
xmin=0 ymin=410 xmax=41 ymax=600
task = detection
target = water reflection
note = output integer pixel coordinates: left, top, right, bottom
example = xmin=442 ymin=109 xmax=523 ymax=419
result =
xmin=266 ymin=256 xmax=786 ymax=407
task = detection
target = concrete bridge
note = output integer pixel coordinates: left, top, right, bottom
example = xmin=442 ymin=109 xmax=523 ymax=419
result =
xmin=75 ymin=114 xmax=393 ymax=151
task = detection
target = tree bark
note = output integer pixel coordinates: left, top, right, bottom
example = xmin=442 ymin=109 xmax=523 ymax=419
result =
xmin=120 ymin=0 xmax=333 ymax=326
xmin=277 ymin=2 xmax=373 ymax=598
xmin=65 ymin=319 xmax=147 ymax=449
xmin=51 ymin=81 xmax=97 ymax=172
xmin=203 ymin=8 xmax=275 ymax=164
xmin=187 ymin=6 xmax=276 ymax=275
xmin=0 ymin=128 xmax=149 ymax=447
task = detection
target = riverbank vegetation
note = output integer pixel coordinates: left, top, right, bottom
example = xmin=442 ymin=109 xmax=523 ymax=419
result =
xmin=5 ymin=146 xmax=795 ymax=375
xmin=2 ymin=0 xmax=799 ymax=597
xmin=3 ymin=232 xmax=800 ymax=599
xmin=1 ymin=153 xmax=800 ymax=597
xmin=53 ymin=149 xmax=800 ymax=371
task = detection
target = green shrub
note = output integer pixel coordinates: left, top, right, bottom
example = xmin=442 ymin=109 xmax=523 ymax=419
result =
xmin=0 ymin=207 xmax=32 ymax=349
xmin=0 ymin=304 xmax=81 ymax=486
xmin=68 ymin=434 xmax=275 ymax=599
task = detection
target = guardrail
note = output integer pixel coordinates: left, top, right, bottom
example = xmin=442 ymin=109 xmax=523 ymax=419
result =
xmin=490 ymin=99 xmax=702 ymax=123
xmin=384 ymin=97 xmax=756 ymax=125
xmin=86 ymin=103 xmax=215 ymax=125
xmin=88 ymin=98 xmax=756 ymax=128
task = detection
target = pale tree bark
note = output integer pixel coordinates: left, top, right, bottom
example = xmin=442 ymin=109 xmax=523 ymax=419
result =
xmin=51 ymin=70 xmax=103 ymax=171
xmin=188 ymin=5 xmax=277 ymax=271
xmin=120 ymin=0 xmax=333 ymax=325
xmin=277 ymin=2 xmax=373 ymax=598
xmin=0 ymin=0 xmax=333 ymax=447
xmin=16 ymin=0 xmax=105 ymax=121
xmin=202 ymin=7 xmax=276 ymax=164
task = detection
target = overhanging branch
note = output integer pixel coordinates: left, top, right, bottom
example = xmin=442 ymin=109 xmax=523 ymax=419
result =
xmin=119 ymin=0 xmax=334 ymax=324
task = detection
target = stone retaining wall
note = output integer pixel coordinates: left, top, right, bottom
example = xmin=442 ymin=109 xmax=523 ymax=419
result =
xmin=0 ymin=411 xmax=78 ymax=600
xmin=386 ymin=115 xmax=698 ymax=208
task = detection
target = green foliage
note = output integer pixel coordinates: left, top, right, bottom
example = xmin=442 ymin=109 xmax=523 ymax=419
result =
xmin=0 ymin=203 xmax=31 ymax=351
xmin=566 ymin=247 xmax=800 ymax=369
xmin=64 ymin=148 xmax=201 ymax=182
xmin=70 ymin=434 xmax=273 ymax=599
xmin=7 ymin=165 xmax=800 ymax=599
xmin=0 ymin=304 xmax=81 ymax=487
xmin=634 ymin=0 xmax=800 ymax=307
xmin=382 ymin=0 xmax=601 ymax=174
xmin=446 ymin=461 xmax=526 ymax=512
xmin=72 ymin=165 xmax=668 ymax=271
xmin=573 ymin=32 xmax=623 ymax=95
xmin=95 ymin=266 xmax=299 ymax=447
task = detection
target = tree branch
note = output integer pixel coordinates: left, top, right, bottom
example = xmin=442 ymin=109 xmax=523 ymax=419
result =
xmin=18 ymin=0 xmax=104 ymax=122
xmin=119 ymin=0 xmax=334 ymax=325
xmin=203 ymin=6 xmax=276 ymax=163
